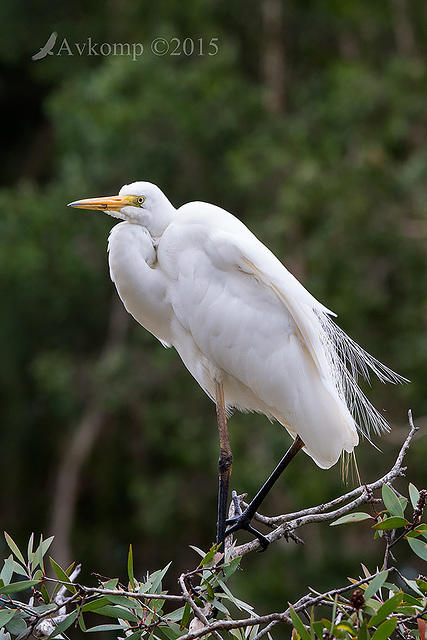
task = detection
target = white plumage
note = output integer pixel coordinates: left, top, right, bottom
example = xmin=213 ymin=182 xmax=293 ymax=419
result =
xmin=70 ymin=181 xmax=404 ymax=470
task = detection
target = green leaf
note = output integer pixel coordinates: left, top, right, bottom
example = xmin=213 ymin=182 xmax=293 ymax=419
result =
xmin=41 ymin=582 xmax=50 ymax=604
xmin=201 ymin=545 xmax=219 ymax=567
xmin=27 ymin=533 xmax=34 ymax=565
xmin=78 ymin=612 xmax=87 ymax=632
xmin=211 ymin=598 xmax=230 ymax=615
xmin=416 ymin=579 xmax=427 ymax=593
xmin=180 ymin=602 xmax=191 ymax=630
xmin=364 ymin=600 xmax=381 ymax=616
xmin=5 ymin=613 xmax=27 ymax=635
xmin=87 ymin=624 xmax=124 ymax=631
xmin=401 ymin=576 xmax=424 ymax=596
xmin=33 ymin=568 xmax=43 ymax=581
xmin=359 ymin=621 xmax=370 ymax=640
xmin=0 ymin=556 xmax=15 ymax=586
xmin=311 ymin=621 xmax=325 ymax=640
xmin=373 ymin=517 xmax=409 ymax=530
xmin=382 ymin=485 xmax=403 ymax=518
xmin=370 ymin=617 xmax=397 ymax=640
xmin=0 ymin=579 xmax=40 ymax=594
xmin=32 ymin=536 xmax=54 ymax=571
xmin=331 ymin=593 xmax=338 ymax=628
xmin=161 ymin=624 xmax=182 ymax=640
xmin=150 ymin=562 xmax=171 ymax=593
xmin=221 ymin=556 xmax=241 ymax=581
xmin=399 ymin=497 xmax=408 ymax=513
xmin=401 ymin=592 xmax=423 ymax=607
xmin=104 ymin=594 xmax=138 ymax=609
xmin=289 ymin=606 xmax=311 ymax=640
xmin=137 ymin=577 xmax=154 ymax=594
xmin=95 ymin=605 xmax=138 ymax=622
xmin=337 ymin=621 xmax=357 ymax=635
xmin=4 ymin=532 xmax=25 ymax=565
xmin=10 ymin=560 xmax=28 ymax=577
xmin=49 ymin=557 xmax=77 ymax=594
xmin=48 ymin=610 xmax=78 ymax=639
xmin=364 ymin=571 xmax=388 ymax=600
xmin=31 ymin=603 xmax=56 ymax=614
xmin=409 ymin=483 xmax=420 ymax=509
xmin=369 ymin=592 xmax=403 ymax=626
xmin=397 ymin=605 xmax=419 ymax=616
xmin=217 ymin=581 xmax=254 ymax=614
xmin=382 ymin=582 xmax=399 ymax=593
xmin=164 ymin=606 xmax=185 ymax=623
xmin=127 ymin=544 xmax=135 ymax=590
xmin=408 ymin=537 xmax=427 ymax=561
xmin=0 ymin=610 xmax=16 ymax=627
xmin=82 ymin=597 xmax=111 ymax=612
xmin=330 ymin=512 xmax=373 ymax=526
xmin=206 ymin=582 xmax=214 ymax=599
xmin=102 ymin=578 xmax=119 ymax=589
xmin=37 ymin=535 xmax=44 ymax=572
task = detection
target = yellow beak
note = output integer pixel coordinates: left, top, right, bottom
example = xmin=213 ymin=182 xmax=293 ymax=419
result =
xmin=68 ymin=194 xmax=135 ymax=211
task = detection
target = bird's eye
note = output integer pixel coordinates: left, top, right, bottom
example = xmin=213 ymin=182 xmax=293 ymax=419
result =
xmin=137 ymin=196 xmax=145 ymax=205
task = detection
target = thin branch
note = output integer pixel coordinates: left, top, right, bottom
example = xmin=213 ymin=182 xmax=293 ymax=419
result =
xmin=41 ymin=579 xmax=185 ymax=602
xmin=178 ymin=573 xmax=223 ymax=640
xmin=245 ymin=414 xmax=418 ymax=529
xmin=78 ymin=584 xmax=185 ymax=602
xmin=178 ymin=569 xmax=388 ymax=640
xmin=4 ymin=419 xmax=420 ymax=640
xmin=231 ymin=421 xmax=417 ymax=558
xmin=178 ymin=610 xmax=291 ymax=640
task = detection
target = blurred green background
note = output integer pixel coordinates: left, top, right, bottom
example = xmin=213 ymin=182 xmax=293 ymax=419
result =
xmin=1 ymin=0 xmax=426 ymax=627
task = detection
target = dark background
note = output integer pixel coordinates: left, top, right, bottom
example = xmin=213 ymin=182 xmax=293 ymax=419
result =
xmin=1 ymin=0 xmax=426 ymax=629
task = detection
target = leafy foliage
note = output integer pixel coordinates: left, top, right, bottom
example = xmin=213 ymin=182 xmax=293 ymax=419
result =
xmin=1 ymin=475 xmax=426 ymax=639
xmin=1 ymin=0 xmax=427 ymax=633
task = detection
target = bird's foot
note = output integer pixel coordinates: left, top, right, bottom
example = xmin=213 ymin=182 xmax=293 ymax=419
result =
xmin=225 ymin=491 xmax=270 ymax=551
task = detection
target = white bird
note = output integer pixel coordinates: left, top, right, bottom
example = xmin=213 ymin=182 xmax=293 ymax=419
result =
xmin=69 ymin=182 xmax=404 ymax=548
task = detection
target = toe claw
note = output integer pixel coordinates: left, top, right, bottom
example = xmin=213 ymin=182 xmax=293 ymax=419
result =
xmin=224 ymin=513 xmax=270 ymax=550
xmin=247 ymin=524 xmax=269 ymax=550
xmin=224 ymin=491 xmax=269 ymax=550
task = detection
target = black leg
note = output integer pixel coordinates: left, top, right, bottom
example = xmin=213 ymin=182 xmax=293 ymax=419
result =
xmin=215 ymin=380 xmax=232 ymax=551
xmin=226 ymin=435 xmax=304 ymax=548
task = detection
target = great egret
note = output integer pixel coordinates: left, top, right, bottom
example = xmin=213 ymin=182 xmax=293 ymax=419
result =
xmin=69 ymin=182 xmax=404 ymax=549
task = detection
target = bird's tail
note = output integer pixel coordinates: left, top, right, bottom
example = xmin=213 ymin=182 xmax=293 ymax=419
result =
xmin=316 ymin=311 xmax=408 ymax=439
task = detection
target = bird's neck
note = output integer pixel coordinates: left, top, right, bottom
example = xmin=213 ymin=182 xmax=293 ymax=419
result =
xmin=149 ymin=199 xmax=176 ymax=240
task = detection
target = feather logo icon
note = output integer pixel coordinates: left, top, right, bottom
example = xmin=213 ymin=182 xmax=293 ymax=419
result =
xmin=32 ymin=32 xmax=58 ymax=61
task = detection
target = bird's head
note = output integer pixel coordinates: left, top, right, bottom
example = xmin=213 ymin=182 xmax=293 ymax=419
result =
xmin=68 ymin=181 xmax=175 ymax=237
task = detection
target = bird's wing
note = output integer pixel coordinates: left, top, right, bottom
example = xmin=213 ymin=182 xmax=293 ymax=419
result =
xmin=203 ymin=227 xmax=406 ymax=437
xmin=31 ymin=50 xmax=45 ymax=60
xmin=44 ymin=31 xmax=58 ymax=50
xmin=203 ymin=228 xmax=332 ymax=374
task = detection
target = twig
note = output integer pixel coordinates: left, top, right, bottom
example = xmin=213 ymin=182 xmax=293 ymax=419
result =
xmin=231 ymin=421 xmax=417 ymax=558
xmin=77 ymin=584 xmax=185 ymax=602
xmin=178 ymin=610 xmax=292 ymax=640
xmin=20 ymin=564 xmax=84 ymax=638
xmin=178 ymin=568 xmax=389 ymax=640
xmin=245 ymin=416 xmax=418 ymax=529
xmin=178 ymin=573 xmax=223 ymax=640
xmin=4 ymin=419 xmax=420 ymax=640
